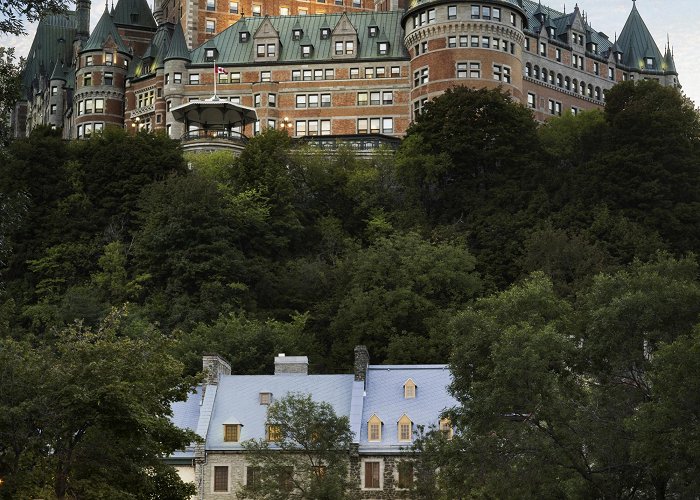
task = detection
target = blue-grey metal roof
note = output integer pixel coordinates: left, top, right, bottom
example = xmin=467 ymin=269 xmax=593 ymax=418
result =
xmin=22 ymin=12 xmax=76 ymax=95
xmin=190 ymin=11 xmax=408 ymax=66
xmin=359 ymin=365 xmax=456 ymax=453
xmin=169 ymin=386 xmax=203 ymax=459
xmin=206 ymin=374 xmax=355 ymax=450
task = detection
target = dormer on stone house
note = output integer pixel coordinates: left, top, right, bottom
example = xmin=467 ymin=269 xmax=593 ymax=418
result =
xmin=254 ymin=17 xmax=281 ymax=63
xmin=568 ymin=7 xmax=586 ymax=52
xmin=291 ymin=19 xmax=303 ymax=41
xmin=367 ymin=16 xmax=378 ymax=38
xmin=331 ymin=13 xmax=359 ymax=59
xmin=238 ymin=18 xmax=251 ymax=43
xmin=376 ymin=32 xmax=390 ymax=56
xmin=203 ymin=39 xmax=218 ymax=62
xmin=403 ymin=378 xmax=416 ymax=399
xmin=299 ymin=34 xmax=314 ymax=59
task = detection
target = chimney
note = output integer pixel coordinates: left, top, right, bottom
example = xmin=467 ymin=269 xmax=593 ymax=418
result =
xmin=354 ymin=345 xmax=370 ymax=384
xmin=274 ymin=353 xmax=308 ymax=375
xmin=202 ymin=353 xmax=231 ymax=385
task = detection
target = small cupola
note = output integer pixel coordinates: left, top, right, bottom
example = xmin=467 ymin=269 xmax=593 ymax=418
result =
xmin=320 ymin=18 xmax=331 ymax=40
xmin=368 ymin=16 xmax=379 ymax=37
xmin=203 ymin=38 xmax=218 ymax=62
xmin=300 ymin=33 xmax=313 ymax=58
xmin=376 ymin=32 xmax=390 ymax=55
xmin=292 ymin=19 xmax=303 ymax=41
xmin=239 ymin=17 xmax=251 ymax=42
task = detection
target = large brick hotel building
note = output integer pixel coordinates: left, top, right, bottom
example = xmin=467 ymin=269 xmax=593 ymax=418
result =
xmin=15 ymin=0 xmax=679 ymax=147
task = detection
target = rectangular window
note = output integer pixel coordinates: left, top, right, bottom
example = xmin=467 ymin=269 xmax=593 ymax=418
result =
xmin=206 ymin=19 xmax=215 ymax=33
xmin=85 ymin=55 xmax=93 ymax=66
xmin=427 ymin=8 xmax=435 ymax=23
xmin=493 ymin=64 xmax=502 ymax=81
xmin=457 ymin=62 xmax=467 ymax=78
xmin=51 ymin=85 xmax=58 ymax=95
xmin=382 ymin=117 xmax=393 ymax=134
xmin=382 ymin=91 xmax=393 ymax=105
xmin=448 ymin=36 xmax=456 ymax=48
xmin=548 ymin=99 xmax=555 ymax=115
xmin=260 ymin=71 xmax=271 ymax=82
xmin=50 ymin=104 xmax=56 ymax=115
xmin=376 ymin=66 xmax=385 ymax=78
xmin=503 ymin=66 xmax=511 ymax=83
xmin=492 ymin=7 xmax=500 ymax=21
xmin=524 ymin=37 xmax=530 ymax=51
xmin=230 ymin=71 xmax=240 ymax=83
xmin=398 ymin=462 xmax=413 ymax=489
xmin=252 ymin=3 xmax=261 ymax=15
xmin=492 ymin=37 xmax=499 ymax=49
xmin=174 ymin=72 xmax=182 ymax=83
xmin=482 ymin=6 xmax=490 ymax=19
xmin=350 ymin=67 xmax=359 ymax=79
xmin=482 ymin=36 xmax=489 ymax=48
xmin=608 ymin=67 xmax=614 ymax=80
xmin=357 ymin=118 xmax=368 ymax=134
xmin=105 ymin=52 xmax=113 ymax=65
xmin=280 ymin=6 xmax=289 ymax=14
xmin=296 ymin=121 xmax=306 ymax=136
xmin=296 ymin=95 xmax=307 ymax=108
xmin=335 ymin=41 xmax=343 ymax=55
xmin=213 ymin=466 xmax=228 ymax=492
xmin=308 ymin=120 xmax=318 ymax=136
xmin=314 ymin=69 xmax=323 ymax=80
xmin=84 ymin=99 xmax=93 ymax=114
xmin=308 ymin=94 xmax=319 ymax=108
xmin=527 ymin=92 xmax=535 ymax=108
xmin=447 ymin=5 xmax=456 ymax=19
xmin=365 ymin=67 xmax=374 ymax=79
xmin=268 ymin=93 xmax=276 ymax=107
xmin=357 ymin=92 xmax=368 ymax=106
xmin=267 ymin=425 xmax=282 ymax=441
xmin=303 ymin=69 xmax=312 ymax=81
xmin=321 ymin=119 xmax=331 ymax=135
xmin=104 ymin=72 xmax=113 ymax=85
xmin=391 ymin=66 xmax=400 ymax=77
xmin=459 ymin=35 xmax=468 ymax=47
xmin=471 ymin=5 xmax=479 ymax=18
xmin=189 ymin=73 xmax=199 ymax=84
xmin=321 ymin=93 xmax=331 ymax=107
xmin=229 ymin=1 xmax=238 ymax=12
xmin=94 ymin=98 xmax=104 ymax=113
xmin=593 ymin=62 xmax=599 ymax=75
xmin=325 ymin=68 xmax=334 ymax=79
xmin=369 ymin=91 xmax=380 ymax=105
xmin=83 ymin=73 xmax=92 ymax=86
xmin=267 ymin=44 xmax=276 ymax=57
xmin=471 ymin=35 xmax=479 ymax=47
xmin=364 ymin=462 xmax=380 ymax=489
xmin=555 ymin=48 xmax=561 ymax=62
xmin=378 ymin=42 xmax=388 ymax=55
xmin=254 ymin=94 xmax=261 ymax=107
xmin=292 ymin=70 xmax=301 ymax=81
xmin=510 ymin=12 xmax=516 ymax=26
xmin=247 ymin=466 xmax=261 ymax=488
xmin=345 ymin=40 xmax=354 ymax=54
xmin=224 ymin=424 xmax=240 ymax=442
xmin=539 ymin=42 xmax=546 ymax=56
xmin=256 ymin=44 xmax=265 ymax=57
xmin=369 ymin=422 xmax=380 ymax=440
xmin=206 ymin=0 xmax=215 ymax=10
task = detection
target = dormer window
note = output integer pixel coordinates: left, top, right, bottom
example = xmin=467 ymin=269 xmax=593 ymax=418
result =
xmin=645 ymin=57 xmax=654 ymax=69
xmin=377 ymin=41 xmax=389 ymax=55
xmin=301 ymin=44 xmax=313 ymax=58
xmin=224 ymin=424 xmax=241 ymax=442
xmin=368 ymin=26 xmax=378 ymax=37
xmin=292 ymin=28 xmax=303 ymax=40
xmin=240 ymin=31 xmax=250 ymax=42
xmin=320 ymin=27 xmax=330 ymax=39
xmin=130 ymin=12 xmax=138 ymax=23
xmin=547 ymin=27 xmax=555 ymax=38
xmin=439 ymin=418 xmax=453 ymax=439
xmin=590 ymin=42 xmax=598 ymax=54
xmin=205 ymin=48 xmax=216 ymax=62
xmin=398 ymin=415 xmax=413 ymax=442
xmin=266 ymin=424 xmax=282 ymax=442
xmin=368 ymin=414 xmax=382 ymax=442
xmin=403 ymin=378 xmax=416 ymax=399
xmin=260 ymin=392 xmax=272 ymax=405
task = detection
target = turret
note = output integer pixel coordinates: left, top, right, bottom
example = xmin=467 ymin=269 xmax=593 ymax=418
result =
xmin=162 ymin=21 xmax=190 ymax=139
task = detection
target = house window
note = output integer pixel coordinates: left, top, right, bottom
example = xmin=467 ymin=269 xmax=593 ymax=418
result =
xmin=593 ymin=62 xmax=599 ymax=75
xmin=539 ymin=42 xmax=546 ymax=56
xmin=296 ymin=120 xmax=306 ymax=136
xmin=364 ymin=461 xmax=381 ymax=489
xmin=94 ymin=98 xmax=104 ymax=113
xmin=302 ymin=45 xmax=312 ymax=58
xmin=254 ymin=94 xmax=261 ymax=107
xmin=378 ymin=42 xmax=388 ymax=55
xmin=240 ymin=31 xmax=249 ymax=42
xmin=398 ymin=414 xmax=413 ymax=441
xmin=470 ymin=5 xmax=479 ymax=18
xmin=77 ymin=124 xmax=83 ymax=137
xmin=482 ymin=6 xmax=490 ymax=19
xmin=229 ymin=1 xmax=238 ymax=12
xmin=206 ymin=0 xmax=215 ymax=10
xmin=252 ymin=3 xmax=261 ymax=15
xmin=299 ymin=7 xmax=307 ymax=14
xmin=447 ymin=5 xmax=456 ymax=19
xmin=104 ymin=72 xmax=113 ymax=85
xmin=439 ymin=417 xmax=453 ymax=439
xmin=321 ymin=93 xmax=331 ymax=107
xmin=105 ymin=52 xmax=113 ymax=65
xmin=365 ymin=67 xmax=374 ymax=79
xmin=51 ymin=85 xmax=58 ymax=95
xmin=609 ymin=67 xmax=614 ymax=80
xmin=492 ymin=7 xmax=500 ymax=21
xmin=448 ymin=36 xmax=456 ymax=48
xmin=555 ymin=48 xmax=561 ymax=62
xmin=350 ymin=67 xmax=359 ymax=79
xmin=84 ymin=99 xmax=93 ymax=114
xmin=357 ymin=92 xmax=368 ymax=106
xmin=510 ymin=12 xmax=516 ymax=26
xmin=224 ymin=424 xmax=240 ymax=442
xmin=345 ymin=40 xmax=355 ymax=54
xmin=368 ymin=26 xmax=378 ymax=37
xmin=320 ymin=28 xmax=331 ymax=39
xmin=85 ymin=55 xmax=93 ymax=66
xmin=397 ymin=462 xmax=414 ymax=489
xmin=174 ymin=72 xmax=182 ymax=83
xmin=404 ymin=379 xmax=417 ymax=398
xmin=261 ymin=71 xmax=271 ymax=82
xmin=280 ymin=6 xmax=289 ymax=15
xmin=376 ymin=66 xmax=385 ymax=78
xmin=548 ymin=99 xmax=555 ymax=115
xmin=50 ymin=104 xmax=56 ymax=115
xmin=293 ymin=28 xmax=303 ymax=40
xmin=296 ymin=94 xmax=307 ymax=108
xmin=427 ymin=8 xmax=435 ymax=22
xmin=230 ymin=72 xmax=240 ymax=83
xmin=382 ymin=91 xmax=393 ymax=105
xmin=189 ymin=73 xmax=200 ymax=84
xmin=205 ymin=20 xmax=215 ymax=33
xmin=83 ymin=73 xmax=92 ymax=86
xmin=335 ymin=41 xmax=343 ymax=55
xmin=308 ymin=94 xmax=319 ymax=108
xmin=267 ymin=424 xmax=282 ymax=441
xmin=267 ymin=44 xmax=276 ymax=57
xmin=246 ymin=466 xmax=261 ymax=488
xmin=321 ymin=120 xmax=331 ymax=135
xmin=268 ymin=93 xmax=276 ymax=107
xmin=303 ymin=69 xmax=312 ymax=80
xmin=292 ymin=70 xmax=301 ymax=81
xmin=213 ymin=466 xmax=228 ymax=492
xmin=391 ymin=66 xmax=400 ymax=77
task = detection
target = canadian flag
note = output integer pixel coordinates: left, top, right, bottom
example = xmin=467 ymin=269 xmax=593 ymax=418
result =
xmin=215 ymin=65 xmax=228 ymax=74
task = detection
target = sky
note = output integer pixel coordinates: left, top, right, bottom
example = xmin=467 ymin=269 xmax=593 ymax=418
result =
xmin=1 ymin=0 xmax=698 ymax=106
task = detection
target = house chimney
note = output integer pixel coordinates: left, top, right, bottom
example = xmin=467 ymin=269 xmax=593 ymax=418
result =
xmin=354 ymin=345 xmax=370 ymax=383
xmin=274 ymin=353 xmax=308 ymax=375
xmin=202 ymin=353 xmax=231 ymax=385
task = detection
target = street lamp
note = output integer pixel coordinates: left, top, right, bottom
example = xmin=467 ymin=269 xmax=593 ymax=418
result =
xmin=280 ymin=116 xmax=293 ymax=134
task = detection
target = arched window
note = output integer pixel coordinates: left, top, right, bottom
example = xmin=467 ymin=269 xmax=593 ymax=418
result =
xmin=579 ymin=81 xmax=585 ymax=94
xmin=587 ymin=84 xmax=593 ymax=98
xmin=595 ymin=87 xmax=601 ymax=100
xmin=541 ymin=67 xmax=547 ymax=81
xmin=525 ymin=63 xmax=532 ymax=77
xmin=549 ymin=71 xmax=554 ymax=83
xmin=565 ymin=76 xmax=571 ymax=90
xmin=572 ymin=78 xmax=578 ymax=93
xmin=534 ymin=65 xmax=540 ymax=79
xmin=557 ymin=73 xmax=562 ymax=87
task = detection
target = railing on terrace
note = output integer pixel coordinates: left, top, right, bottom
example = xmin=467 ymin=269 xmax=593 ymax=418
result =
xmin=295 ymin=134 xmax=401 ymax=153
xmin=181 ymin=129 xmax=248 ymax=143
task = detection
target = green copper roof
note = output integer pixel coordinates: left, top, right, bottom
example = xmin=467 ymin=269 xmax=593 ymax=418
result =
xmin=164 ymin=21 xmax=191 ymax=61
xmin=82 ymin=8 xmax=130 ymax=53
xmin=112 ymin=0 xmax=157 ymax=30
xmin=22 ymin=12 xmax=76 ymax=95
xmin=50 ymin=60 xmax=68 ymax=81
xmin=190 ymin=11 xmax=408 ymax=65
xmin=617 ymin=2 xmax=664 ymax=70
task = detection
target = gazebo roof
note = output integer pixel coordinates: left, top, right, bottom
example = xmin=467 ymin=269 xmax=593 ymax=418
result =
xmin=171 ymin=97 xmax=257 ymax=126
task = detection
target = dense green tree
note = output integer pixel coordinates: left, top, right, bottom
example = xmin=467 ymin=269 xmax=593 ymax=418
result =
xmin=0 ymin=309 xmax=198 ymax=499
xmin=0 ymin=47 xmax=22 ymax=144
xmin=241 ymin=393 xmax=352 ymax=500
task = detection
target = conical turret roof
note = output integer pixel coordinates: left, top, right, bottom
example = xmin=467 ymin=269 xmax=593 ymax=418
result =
xmin=50 ymin=60 xmax=67 ymax=81
xmin=112 ymin=0 xmax=157 ymax=30
xmin=617 ymin=1 xmax=663 ymax=71
xmin=164 ymin=21 xmax=191 ymax=61
xmin=82 ymin=8 xmax=130 ymax=53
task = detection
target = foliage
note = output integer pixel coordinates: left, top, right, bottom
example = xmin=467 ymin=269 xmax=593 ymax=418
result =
xmin=0 ymin=47 xmax=22 ymax=145
xmin=0 ymin=308 xmax=198 ymax=499
xmin=241 ymin=393 xmax=352 ymax=500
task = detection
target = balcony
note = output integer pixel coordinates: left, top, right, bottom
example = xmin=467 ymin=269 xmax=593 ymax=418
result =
xmin=179 ymin=128 xmax=248 ymax=152
xmin=294 ymin=134 xmax=401 ymax=157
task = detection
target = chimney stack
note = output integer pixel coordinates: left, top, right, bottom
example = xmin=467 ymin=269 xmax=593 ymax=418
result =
xmin=274 ymin=353 xmax=309 ymax=375
xmin=202 ymin=354 xmax=231 ymax=385
xmin=354 ymin=345 xmax=370 ymax=384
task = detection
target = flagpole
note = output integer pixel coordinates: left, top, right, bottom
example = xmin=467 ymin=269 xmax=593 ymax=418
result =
xmin=213 ymin=60 xmax=218 ymax=99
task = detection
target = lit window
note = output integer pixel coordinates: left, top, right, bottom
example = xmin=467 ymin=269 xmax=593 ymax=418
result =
xmin=267 ymin=424 xmax=282 ymax=441
xmin=224 ymin=424 xmax=240 ymax=442
xmin=240 ymin=31 xmax=249 ymax=42
xmin=378 ymin=42 xmax=388 ymax=55
xmin=104 ymin=52 xmax=113 ymax=65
